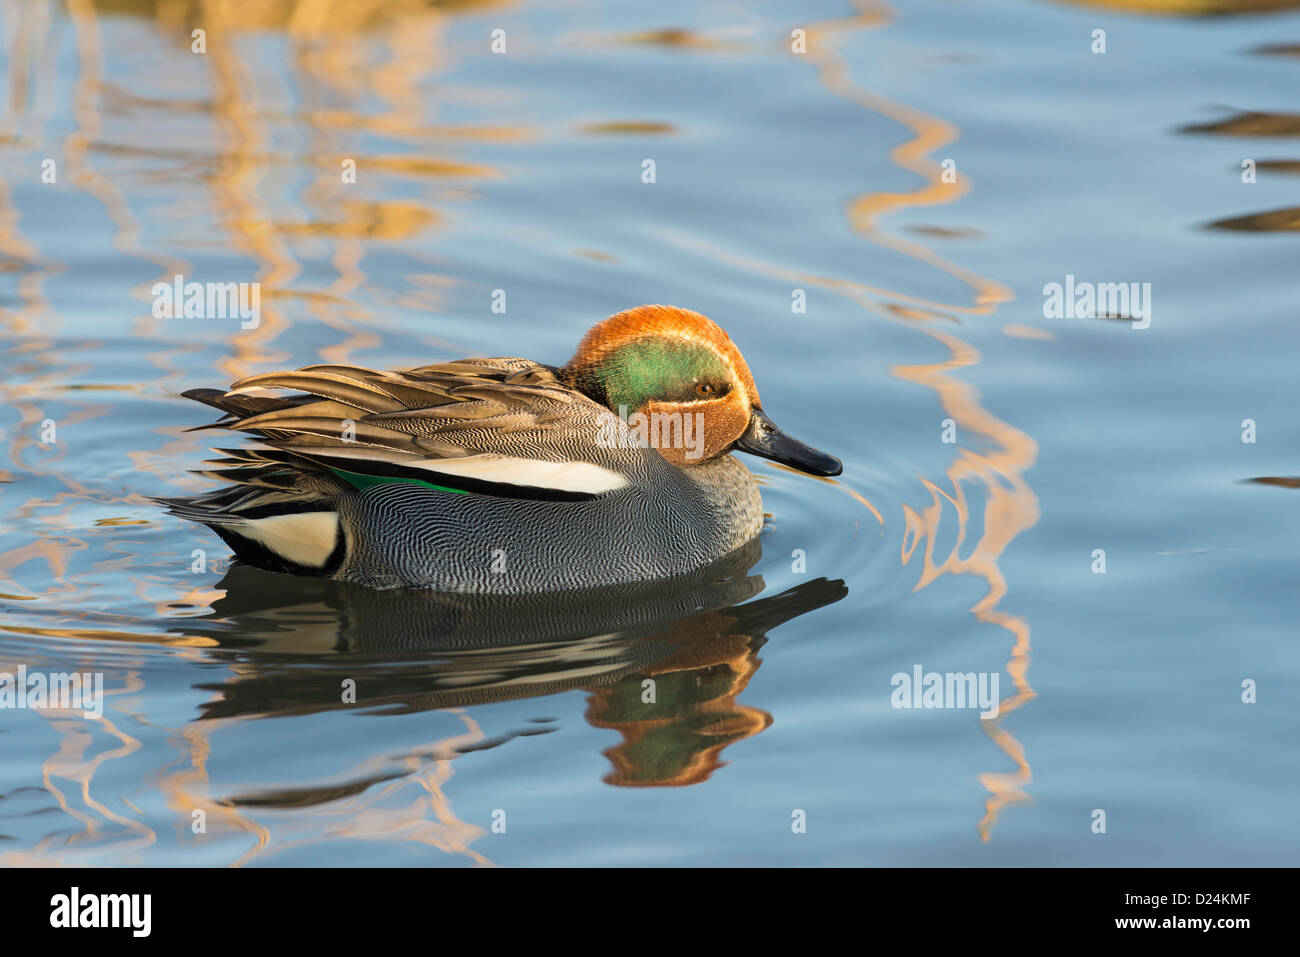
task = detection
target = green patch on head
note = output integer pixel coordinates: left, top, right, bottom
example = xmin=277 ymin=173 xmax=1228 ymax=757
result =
xmin=588 ymin=337 xmax=731 ymax=411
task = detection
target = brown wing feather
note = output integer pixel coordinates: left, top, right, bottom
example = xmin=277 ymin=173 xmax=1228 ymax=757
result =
xmin=180 ymin=358 xmax=630 ymax=500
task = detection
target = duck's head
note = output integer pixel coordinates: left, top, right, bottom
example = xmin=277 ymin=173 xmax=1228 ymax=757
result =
xmin=561 ymin=305 xmax=841 ymax=476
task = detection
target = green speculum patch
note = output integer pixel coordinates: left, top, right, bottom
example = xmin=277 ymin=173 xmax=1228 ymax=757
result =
xmin=328 ymin=466 xmax=468 ymax=496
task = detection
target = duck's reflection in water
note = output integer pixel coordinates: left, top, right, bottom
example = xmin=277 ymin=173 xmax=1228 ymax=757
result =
xmin=170 ymin=538 xmax=847 ymax=789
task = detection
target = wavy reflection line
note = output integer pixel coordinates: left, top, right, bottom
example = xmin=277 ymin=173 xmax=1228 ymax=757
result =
xmin=804 ymin=3 xmax=1013 ymax=309
xmin=141 ymin=0 xmax=491 ymax=864
xmin=0 ymin=668 xmax=156 ymax=865
xmin=892 ymin=331 xmax=1038 ymax=836
xmin=1056 ymin=0 xmax=1300 ymax=16
xmin=289 ymin=3 xmax=436 ymax=363
xmin=152 ymin=717 xmax=272 ymax=867
xmin=0 ymin=1 xmax=108 ymax=597
xmin=657 ymin=215 xmax=1038 ymax=835
xmin=152 ymin=698 xmax=494 ymax=867
xmin=0 ymin=17 xmax=155 ymax=854
xmin=0 ymin=0 xmax=265 ymax=867
xmin=804 ymin=0 xmax=1037 ymax=838
xmin=200 ymin=709 xmax=493 ymax=867
xmin=199 ymin=2 xmax=297 ymax=384
xmin=140 ymin=0 xmax=363 ymax=866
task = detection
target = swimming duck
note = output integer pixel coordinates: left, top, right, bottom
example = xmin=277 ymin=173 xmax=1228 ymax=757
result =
xmin=159 ymin=304 xmax=841 ymax=592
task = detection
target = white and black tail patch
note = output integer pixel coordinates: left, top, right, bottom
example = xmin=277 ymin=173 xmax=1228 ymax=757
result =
xmin=216 ymin=510 xmax=344 ymax=575
xmin=160 ymin=497 xmax=346 ymax=577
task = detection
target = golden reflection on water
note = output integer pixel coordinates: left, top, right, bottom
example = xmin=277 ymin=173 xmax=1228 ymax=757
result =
xmin=637 ymin=0 xmax=1038 ymax=839
xmin=0 ymin=0 xmax=520 ymax=865
xmin=1055 ymin=0 xmax=1300 ymax=14
xmin=1 ymin=0 xmax=1052 ymax=863
xmin=152 ymin=0 xmax=513 ymax=865
xmin=1 ymin=0 xmax=844 ymax=862
xmin=804 ymin=0 xmax=1036 ymax=839
xmin=0 ymin=668 xmax=153 ymax=865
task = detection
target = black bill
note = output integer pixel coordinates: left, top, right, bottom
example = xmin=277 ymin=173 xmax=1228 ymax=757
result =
xmin=733 ymin=409 xmax=842 ymax=477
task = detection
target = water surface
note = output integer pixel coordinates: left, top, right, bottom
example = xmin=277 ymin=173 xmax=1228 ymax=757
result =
xmin=1 ymin=0 xmax=1298 ymax=866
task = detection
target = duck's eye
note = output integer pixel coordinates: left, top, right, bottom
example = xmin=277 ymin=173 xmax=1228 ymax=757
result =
xmin=696 ymin=382 xmax=716 ymax=397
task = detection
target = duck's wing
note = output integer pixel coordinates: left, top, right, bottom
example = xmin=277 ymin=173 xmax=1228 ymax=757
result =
xmin=178 ymin=357 xmax=643 ymax=504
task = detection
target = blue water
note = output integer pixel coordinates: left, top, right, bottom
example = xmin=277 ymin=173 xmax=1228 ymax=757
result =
xmin=0 ymin=0 xmax=1297 ymax=865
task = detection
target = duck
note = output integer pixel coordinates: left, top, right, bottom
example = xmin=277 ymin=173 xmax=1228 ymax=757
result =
xmin=157 ymin=304 xmax=841 ymax=592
